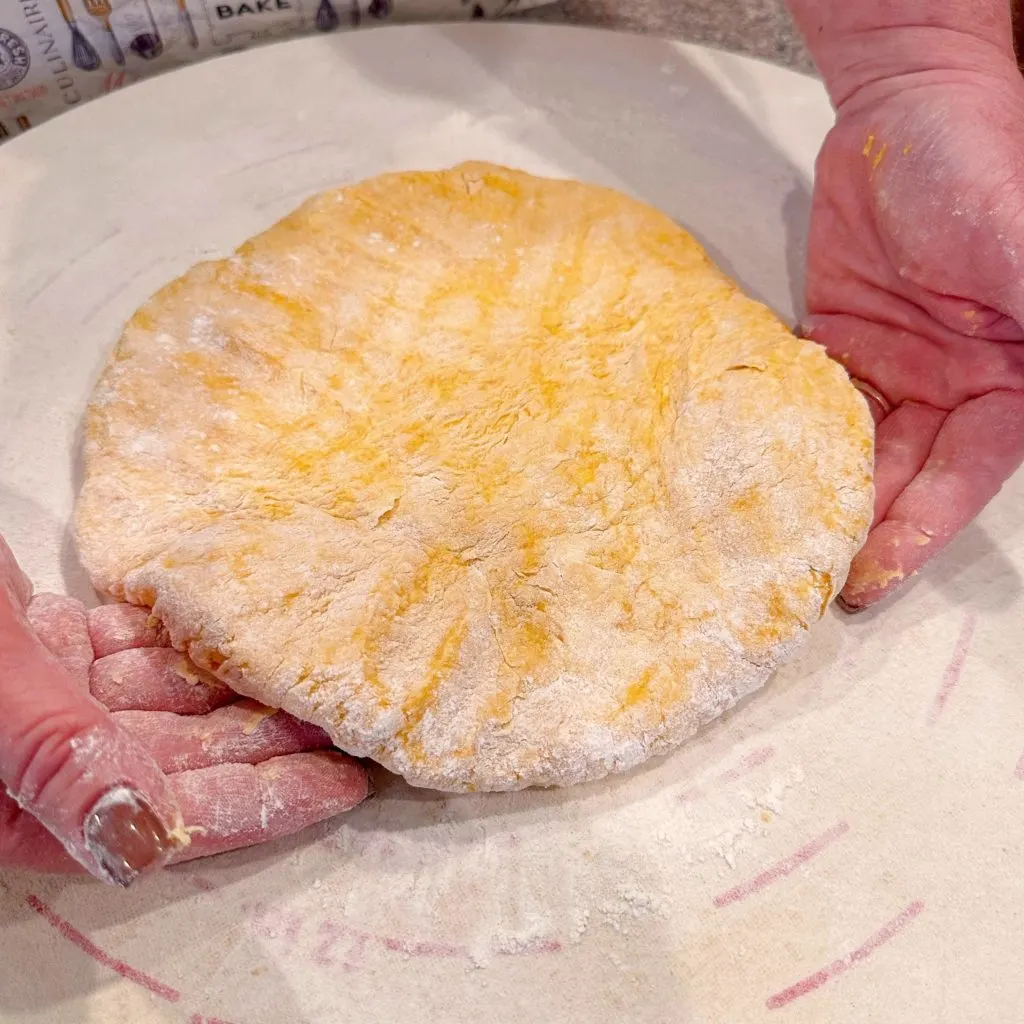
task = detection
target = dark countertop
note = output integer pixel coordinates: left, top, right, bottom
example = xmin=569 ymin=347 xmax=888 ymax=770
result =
xmin=518 ymin=0 xmax=815 ymax=73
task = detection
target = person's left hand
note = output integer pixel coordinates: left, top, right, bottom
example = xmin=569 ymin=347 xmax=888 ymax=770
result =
xmin=801 ymin=39 xmax=1024 ymax=609
xmin=1 ymin=588 xmax=369 ymax=875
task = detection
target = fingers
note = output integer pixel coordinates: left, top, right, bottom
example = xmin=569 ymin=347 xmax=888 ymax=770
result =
xmin=91 ymin=647 xmax=236 ymax=715
xmin=842 ymin=390 xmax=1024 ymax=608
xmin=869 ymin=403 xmax=946 ymax=527
xmin=170 ymin=752 xmax=369 ymax=863
xmin=88 ymin=603 xmax=169 ymax=659
xmin=88 ymin=604 xmax=235 ymax=715
xmin=27 ymin=594 xmax=94 ymax=689
xmin=0 ymin=551 xmax=357 ymax=879
xmin=113 ymin=700 xmax=333 ymax=774
xmin=0 ymin=578 xmax=184 ymax=886
xmin=0 ymin=752 xmax=370 ymax=874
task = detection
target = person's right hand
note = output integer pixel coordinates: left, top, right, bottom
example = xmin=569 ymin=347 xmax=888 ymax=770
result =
xmin=0 ymin=537 xmax=369 ymax=885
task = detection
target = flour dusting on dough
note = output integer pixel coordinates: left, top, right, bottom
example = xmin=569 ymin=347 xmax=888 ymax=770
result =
xmin=75 ymin=162 xmax=873 ymax=792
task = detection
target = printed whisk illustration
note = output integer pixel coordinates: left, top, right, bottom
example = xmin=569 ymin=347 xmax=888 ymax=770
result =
xmin=315 ymin=0 xmax=340 ymax=32
xmin=55 ymin=0 xmax=103 ymax=70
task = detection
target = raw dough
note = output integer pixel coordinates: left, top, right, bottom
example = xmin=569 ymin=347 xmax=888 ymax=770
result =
xmin=75 ymin=162 xmax=873 ymax=792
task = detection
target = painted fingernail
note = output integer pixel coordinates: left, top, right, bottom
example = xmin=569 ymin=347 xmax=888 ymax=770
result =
xmin=83 ymin=787 xmax=173 ymax=888
xmin=835 ymin=595 xmax=864 ymax=615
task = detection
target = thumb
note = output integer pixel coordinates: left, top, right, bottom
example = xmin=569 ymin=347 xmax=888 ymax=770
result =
xmin=0 ymin=552 xmax=184 ymax=885
xmin=0 ymin=535 xmax=32 ymax=608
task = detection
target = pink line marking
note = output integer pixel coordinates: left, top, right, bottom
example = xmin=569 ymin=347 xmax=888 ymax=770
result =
xmin=1015 ymin=753 xmax=1024 ymax=780
xmin=251 ymin=900 xmax=560 ymax=966
xmin=25 ymin=894 xmax=180 ymax=1002
xmin=678 ymin=745 xmax=776 ymax=804
xmin=714 ymin=821 xmax=850 ymax=908
xmin=766 ymin=900 xmax=925 ymax=1010
xmin=495 ymin=936 xmax=564 ymax=955
xmin=380 ymin=934 xmax=464 ymax=958
xmin=928 ymin=612 xmax=977 ymax=725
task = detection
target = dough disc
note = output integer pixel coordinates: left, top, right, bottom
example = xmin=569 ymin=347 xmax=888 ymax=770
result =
xmin=76 ymin=162 xmax=873 ymax=792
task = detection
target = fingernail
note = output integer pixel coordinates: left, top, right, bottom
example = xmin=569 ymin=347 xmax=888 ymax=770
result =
xmin=83 ymin=787 xmax=173 ymax=888
xmin=835 ymin=595 xmax=864 ymax=615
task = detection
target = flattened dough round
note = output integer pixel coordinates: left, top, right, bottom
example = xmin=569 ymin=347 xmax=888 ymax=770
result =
xmin=76 ymin=162 xmax=873 ymax=792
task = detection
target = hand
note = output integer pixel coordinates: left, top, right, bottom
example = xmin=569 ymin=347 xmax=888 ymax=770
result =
xmin=798 ymin=25 xmax=1024 ymax=608
xmin=0 ymin=537 xmax=368 ymax=884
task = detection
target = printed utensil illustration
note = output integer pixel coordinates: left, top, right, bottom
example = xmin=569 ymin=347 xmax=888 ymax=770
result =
xmin=55 ymin=0 xmax=103 ymax=70
xmin=177 ymin=0 xmax=198 ymax=49
xmin=81 ymin=0 xmax=126 ymax=65
xmin=128 ymin=0 xmax=163 ymax=59
xmin=315 ymin=0 xmax=339 ymax=32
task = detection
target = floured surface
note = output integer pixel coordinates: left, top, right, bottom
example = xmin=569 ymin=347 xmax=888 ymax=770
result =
xmin=76 ymin=162 xmax=871 ymax=792
xmin=1 ymin=25 xmax=1023 ymax=1024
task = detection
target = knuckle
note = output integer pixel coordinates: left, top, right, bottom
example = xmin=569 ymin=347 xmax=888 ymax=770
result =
xmin=6 ymin=712 xmax=104 ymax=811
